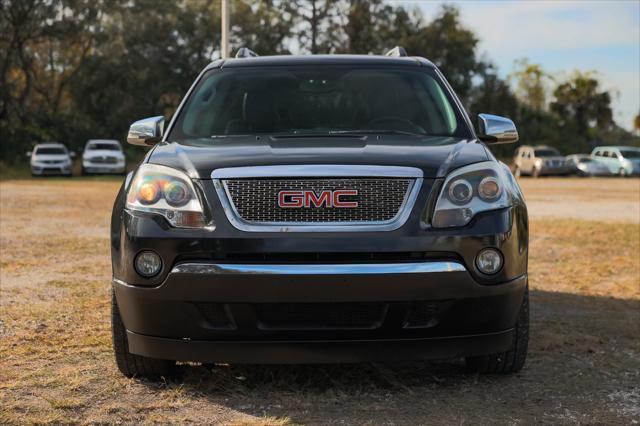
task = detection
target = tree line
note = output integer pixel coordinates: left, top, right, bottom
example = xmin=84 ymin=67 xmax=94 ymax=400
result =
xmin=1 ymin=0 xmax=638 ymax=162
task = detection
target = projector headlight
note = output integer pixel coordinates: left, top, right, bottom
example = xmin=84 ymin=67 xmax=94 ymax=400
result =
xmin=431 ymin=161 xmax=512 ymax=228
xmin=126 ymin=164 xmax=211 ymax=229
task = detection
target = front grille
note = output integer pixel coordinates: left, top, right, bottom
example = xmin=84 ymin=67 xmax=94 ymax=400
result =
xmin=90 ymin=156 xmax=118 ymax=164
xmin=254 ymin=302 xmax=388 ymax=330
xmin=42 ymin=160 xmax=64 ymax=164
xmin=224 ymin=178 xmax=411 ymax=223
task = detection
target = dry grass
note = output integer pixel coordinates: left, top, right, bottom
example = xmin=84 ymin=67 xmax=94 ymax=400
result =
xmin=1 ymin=178 xmax=639 ymax=424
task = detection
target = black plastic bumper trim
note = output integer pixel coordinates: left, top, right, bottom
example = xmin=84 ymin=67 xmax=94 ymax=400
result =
xmin=126 ymin=329 xmax=514 ymax=364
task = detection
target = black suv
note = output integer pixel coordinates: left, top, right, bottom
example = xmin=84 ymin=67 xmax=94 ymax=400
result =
xmin=111 ymin=49 xmax=529 ymax=378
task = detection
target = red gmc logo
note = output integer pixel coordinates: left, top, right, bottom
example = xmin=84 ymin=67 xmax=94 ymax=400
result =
xmin=278 ymin=190 xmax=359 ymax=208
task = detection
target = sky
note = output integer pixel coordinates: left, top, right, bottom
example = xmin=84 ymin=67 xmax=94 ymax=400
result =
xmin=395 ymin=0 xmax=640 ymax=130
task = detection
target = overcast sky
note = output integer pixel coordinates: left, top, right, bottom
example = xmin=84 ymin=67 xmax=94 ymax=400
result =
xmin=394 ymin=0 xmax=640 ymax=130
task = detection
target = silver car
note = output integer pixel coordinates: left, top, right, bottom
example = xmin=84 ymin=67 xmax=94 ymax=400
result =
xmin=565 ymin=154 xmax=611 ymax=176
xmin=28 ymin=143 xmax=74 ymax=176
xmin=513 ymin=145 xmax=569 ymax=177
xmin=81 ymin=139 xmax=126 ymax=175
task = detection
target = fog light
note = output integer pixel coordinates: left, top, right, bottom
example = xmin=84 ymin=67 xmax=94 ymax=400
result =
xmin=134 ymin=251 xmax=162 ymax=277
xmin=476 ymin=248 xmax=503 ymax=274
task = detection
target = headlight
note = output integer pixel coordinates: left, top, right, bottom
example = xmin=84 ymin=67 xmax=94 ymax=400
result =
xmin=430 ymin=161 xmax=511 ymax=228
xmin=126 ymin=164 xmax=211 ymax=229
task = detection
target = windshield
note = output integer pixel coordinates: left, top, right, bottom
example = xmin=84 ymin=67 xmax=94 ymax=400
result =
xmin=620 ymin=149 xmax=640 ymax=159
xmin=535 ymin=149 xmax=560 ymax=157
xmin=35 ymin=147 xmax=66 ymax=155
xmin=88 ymin=143 xmax=120 ymax=151
xmin=170 ymin=66 xmax=471 ymax=140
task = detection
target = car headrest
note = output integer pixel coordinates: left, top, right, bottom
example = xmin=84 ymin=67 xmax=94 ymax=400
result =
xmin=242 ymin=91 xmax=277 ymax=132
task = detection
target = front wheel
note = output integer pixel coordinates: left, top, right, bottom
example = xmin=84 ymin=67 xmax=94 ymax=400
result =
xmin=466 ymin=287 xmax=529 ymax=374
xmin=532 ymin=167 xmax=541 ymax=178
xmin=111 ymin=289 xmax=175 ymax=379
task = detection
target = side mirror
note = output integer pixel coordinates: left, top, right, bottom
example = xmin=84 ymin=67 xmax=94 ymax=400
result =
xmin=477 ymin=113 xmax=519 ymax=144
xmin=69 ymin=151 xmax=77 ymax=158
xmin=25 ymin=151 xmax=32 ymax=158
xmin=127 ymin=116 xmax=165 ymax=146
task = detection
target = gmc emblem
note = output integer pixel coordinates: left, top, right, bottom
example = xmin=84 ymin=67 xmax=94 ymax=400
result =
xmin=278 ymin=190 xmax=359 ymax=208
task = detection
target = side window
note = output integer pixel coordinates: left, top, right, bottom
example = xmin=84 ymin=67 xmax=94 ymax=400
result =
xmin=594 ymin=150 xmax=601 ymax=157
xmin=603 ymin=151 xmax=610 ymax=158
xmin=526 ymin=150 xmax=532 ymax=159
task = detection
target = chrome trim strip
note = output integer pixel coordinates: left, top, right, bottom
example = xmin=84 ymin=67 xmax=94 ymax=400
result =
xmin=211 ymin=165 xmax=423 ymax=178
xmin=212 ymin=165 xmax=423 ymax=233
xmin=171 ymin=261 xmax=466 ymax=275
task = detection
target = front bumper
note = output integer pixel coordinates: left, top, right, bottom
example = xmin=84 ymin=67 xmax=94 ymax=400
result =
xmin=539 ymin=165 xmax=569 ymax=175
xmin=31 ymin=165 xmax=71 ymax=175
xmin=114 ymin=261 xmax=527 ymax=363
xmin=83 ymin=162 xmax=125 ymax=174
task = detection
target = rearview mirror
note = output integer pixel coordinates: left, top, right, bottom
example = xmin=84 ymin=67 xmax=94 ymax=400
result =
xmin=127 ymin=116 xmax=165 ymax=146
xmin=477 ymin=114 xmax=518 ymax=144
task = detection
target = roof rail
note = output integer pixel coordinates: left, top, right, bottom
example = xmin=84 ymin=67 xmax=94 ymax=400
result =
xmin=235 ymin=47 xmax=259 ymax=58
xmin=385 ymin=46 xmax=408 ymax=57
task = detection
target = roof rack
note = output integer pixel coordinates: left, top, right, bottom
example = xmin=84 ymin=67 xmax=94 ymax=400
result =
xmin=235 ymin=47 xmax=259 ymax=58
xmin=385 ymin=46 xmax=408 ymax=57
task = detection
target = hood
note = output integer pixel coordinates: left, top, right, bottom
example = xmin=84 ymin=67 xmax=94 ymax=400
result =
xmin=147 ymin=136 xmax=489 ymax=179
xmin=83 ymin=149 xmax=124 ymax=159
xmin=32 ymin=154 xmax=70 ymax=162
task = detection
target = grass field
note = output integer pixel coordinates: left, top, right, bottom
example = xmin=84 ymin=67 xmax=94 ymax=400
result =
xmin=1 ymin=177 xmax=639 ymax=424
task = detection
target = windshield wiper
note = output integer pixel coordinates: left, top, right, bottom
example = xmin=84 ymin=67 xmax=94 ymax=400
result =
xmin=329 ymin=129 xmax=426 ymax=137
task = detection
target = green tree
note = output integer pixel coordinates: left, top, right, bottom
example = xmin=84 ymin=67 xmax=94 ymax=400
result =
xmin=550 ymin=71 xmax=614 ymax=150
xmin=338 ymin=0 xmax=395 ymax=54
xmin=294 ymin=0 xmax=342 ymax=53
xmin=400 ymin=5 xmax=483 ymax=102
xmin=231 ymin=0 xmax=296 ymax=55
xmin=509 ymin=58 xmax=551 ymax=112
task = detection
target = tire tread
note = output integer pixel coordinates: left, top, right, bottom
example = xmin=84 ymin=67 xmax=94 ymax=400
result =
xmin=111 ymin=290 xmax=175 ymax=379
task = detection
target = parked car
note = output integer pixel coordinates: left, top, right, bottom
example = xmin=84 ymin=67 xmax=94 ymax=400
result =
xmin=513 ymin=145 xmax=568 ymax=177
xmin=28 ymin=143 xmax=74 ymax=176
xmin=111 ymin=48 xmax=529 ymax=379
xmin=565 ymin=154 xmax=611 ymax=177
xmin=591 ymin=146 xmax=640 ymax=176
xmin=81 ymin=139 xmax=126 ymax=175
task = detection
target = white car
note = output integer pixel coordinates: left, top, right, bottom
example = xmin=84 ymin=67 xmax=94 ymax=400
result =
xmin=81 ymin=139 xmax=126 ymax=175
xmin=28 ymin=143 xmax=74 ymax=176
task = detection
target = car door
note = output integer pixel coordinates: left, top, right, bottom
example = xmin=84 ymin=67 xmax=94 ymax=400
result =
xmin=600 ymin=151 xmax=613 ymax=173
xmin=611 ymin=150 xmax=624 ymax=173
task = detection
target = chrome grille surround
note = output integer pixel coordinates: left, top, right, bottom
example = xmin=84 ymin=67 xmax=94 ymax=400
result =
xmin=212 ymin=165 xmax=423 ymax=232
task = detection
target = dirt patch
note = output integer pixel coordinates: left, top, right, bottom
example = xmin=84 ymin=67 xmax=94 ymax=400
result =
xmin=518 ymin=177 xmax=640 ymax=223
xmin=1 ymin=178 xmax=639 ymax=424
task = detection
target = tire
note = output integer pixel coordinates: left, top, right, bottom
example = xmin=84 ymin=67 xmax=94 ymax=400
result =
xmin=111 ymin=289 xmax=175 ymax=379
xmin=513 ymin=167 xmax=521 ymax=178
xmin=619 ymin=168 xmax=627 ymax=177
xmin=532 ymin=167 xmax=540 ymax=178
xmin=466 ymin=287 xmax=529 ymax=374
